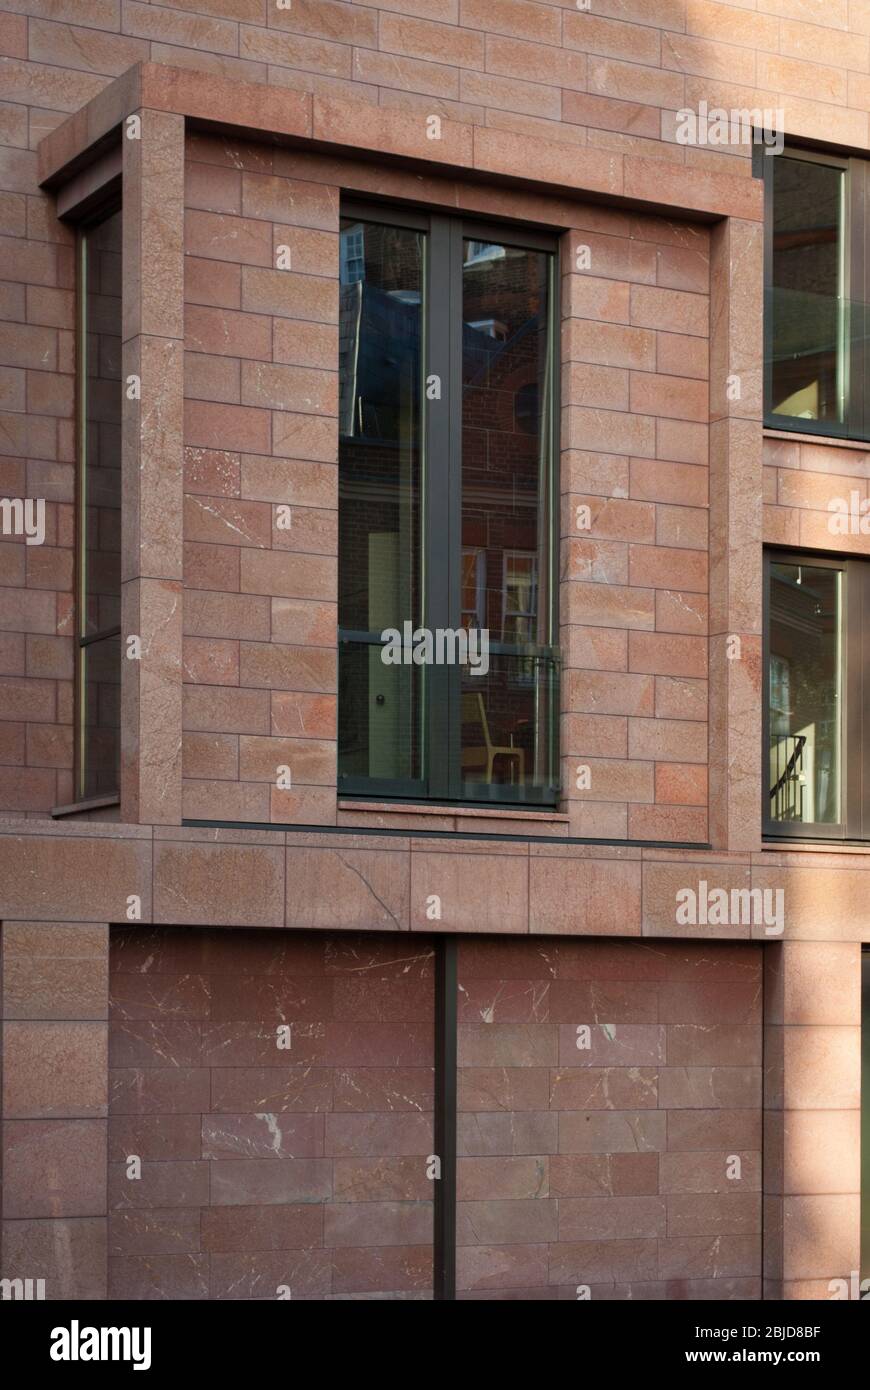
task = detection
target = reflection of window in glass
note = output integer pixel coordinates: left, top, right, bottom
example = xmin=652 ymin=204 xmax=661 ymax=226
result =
xmin=337 ymin=210 xmax=559 ymax=806
xmin=769 ymin=653 xmax=791 ymax=733
xmin=464 ymin=241 xmax=506 ymax=267
xmin=341 ymin=225 xmax=365 ymax=285
xmin=460 ymin=238 xmax=556 ymax=801
xmin=461 ymin=549 xmax=485 ymax=631
xmin=766 ymin=151 xmax=849 ymax=432
xmin=503 ymin=552 xmax=537 ymax=645
xmin=76 ymin=205 xmax=122 ymax=801
xmin=767 ymin=561 xmax=841 ymax=828
xmin=467 ymin=319 xmax=508 ymax=341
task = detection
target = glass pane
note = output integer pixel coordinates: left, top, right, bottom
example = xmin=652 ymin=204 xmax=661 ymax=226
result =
xmin=338 ymin=638 xmax=422 ymax=784
xmin=461 ymin=239 xmax=556 ymax=796
xmin=768 ymin=562 xmax=842 ymax=826
xmin=769 ymin=156 xmax=846 ymax=427
xmin=338 ymin=220 xmax=424 ymax=784
xmin=460 ymin=651 xmax=558 ymax=796
xmin=82 ymin=633 xmax=121 ymax=799
xmin=83 ymin=208 xmax=123 ymax=636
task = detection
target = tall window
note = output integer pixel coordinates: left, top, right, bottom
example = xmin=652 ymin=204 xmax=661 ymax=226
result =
xmin=338 ymin=206 xmax=559 ymax=806
xmin=76 ymin=205 xmax=122 ymax=800
xmin=764 ymin=551 xmax=870 ymax=840
xmin=764 ymin=147 xmax=870 ymax=438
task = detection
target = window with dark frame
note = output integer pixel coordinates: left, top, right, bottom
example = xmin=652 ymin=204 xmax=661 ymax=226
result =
xmin=764 ymin=145 xmax=870 ymax=440
xmin=337 ymin=204 xmax=560 ymax=807
xmin=75 ymin=204 xmax=122 ymax=802
xmin=763 ymin=549 xmax=870 ymax=841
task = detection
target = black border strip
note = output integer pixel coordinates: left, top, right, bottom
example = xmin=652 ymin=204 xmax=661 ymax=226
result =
xmin=182 ymin=819 xmax=710 ymax=851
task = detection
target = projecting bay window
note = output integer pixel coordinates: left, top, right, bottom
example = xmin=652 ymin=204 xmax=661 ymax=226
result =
xmin=764 ymin=551 xmax=870 ymax=840
xmin=338 ymin=204 xmax=559 ymax=806
xmin=764 ymin=146 xmax=870 ymax=440
xmin=75 ymin=204 xmax=122 ymax=801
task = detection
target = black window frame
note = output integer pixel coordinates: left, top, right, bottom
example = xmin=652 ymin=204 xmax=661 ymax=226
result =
xmin=763 ymin=143 xmax=870 ymax=442
xmin=337 ymin=198 xmax=561 ymax=808
xmin=763 ymin=547 xmax=870 ymax=842
xmin=75 ymin=197 xmax=123 ymax=803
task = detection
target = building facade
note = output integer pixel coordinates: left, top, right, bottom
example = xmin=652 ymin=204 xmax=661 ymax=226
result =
xmin=0 ymin=0 xmax=868 ymax=1300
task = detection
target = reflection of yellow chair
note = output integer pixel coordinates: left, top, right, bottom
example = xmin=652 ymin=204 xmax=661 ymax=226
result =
xmin=461 ymin=693 xmax=525 ymax=786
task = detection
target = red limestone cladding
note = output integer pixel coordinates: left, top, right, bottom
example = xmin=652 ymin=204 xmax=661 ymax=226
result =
xmin=181 ymin=135 xmax=338 ymax=828
xmin=0 ymin=175 xmax=76 ymax=816
xmin=108 ymin=926 xmax=435 ymax=1300
xmin=560 ymin=219 xmax=710 ymax=845
xmin=456 ymin=935 xmax=762 ymax=1299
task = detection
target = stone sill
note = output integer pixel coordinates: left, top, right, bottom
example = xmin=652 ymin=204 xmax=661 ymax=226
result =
xmin=52 ymin=794 xmax=120 ymax=819
xmin=339 ymin=799 xmax=569 ymax=823
xmin=764 ymin=427 xmax=870 ymax=452
xmin=761 ymin=838 xmax=870 ymax=855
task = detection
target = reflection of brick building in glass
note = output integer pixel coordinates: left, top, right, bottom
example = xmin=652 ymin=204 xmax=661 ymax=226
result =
xmin=461 ymin=245 xmax=552 ymax=787
xmin=338 ymin=229 xmax=553 ymax=790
